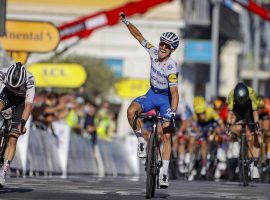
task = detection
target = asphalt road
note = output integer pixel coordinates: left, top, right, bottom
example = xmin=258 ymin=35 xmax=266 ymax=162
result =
xmin=0 ymin=176 xmax=269 ymax=200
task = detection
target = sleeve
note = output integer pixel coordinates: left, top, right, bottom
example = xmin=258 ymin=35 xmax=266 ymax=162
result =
xmin=140 ymin=39 xmax=158 ymax=59
xmin=177 ymin=104 xmax=187 ymax=121
xmin=0 ymin=68 xmax=7 ymax=84
xmin=166 ymin=61 xmax=178 ymax=87
xmin=25 ymin=74 xmax=36 ymax=103
xmin=227 ymin=89 xmax=234 ymax=111
xmin=249 ymin=87 xmax=258 ymax=110
xmin=210 ymin=108 xmax=222 ymax=124
xmin=193 ymin=113 xmax=198 ymax=122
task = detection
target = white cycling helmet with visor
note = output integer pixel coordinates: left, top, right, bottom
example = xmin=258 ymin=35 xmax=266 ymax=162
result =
xmin=7 ymin=62 xmax=27 ymax=88
xmin=160 ymin=32 xmax=179 ymax=50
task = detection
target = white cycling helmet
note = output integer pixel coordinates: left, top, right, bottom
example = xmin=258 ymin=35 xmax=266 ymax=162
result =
xmin=7 ymin=62 xmax=27 ymax=88
xmin=160 ymin=32 xmax=179 ymax=50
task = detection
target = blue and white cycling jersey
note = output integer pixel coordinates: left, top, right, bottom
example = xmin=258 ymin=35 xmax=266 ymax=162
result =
xmin=133 ymin=40 xmax=179 ymax=122
xmin=177 ymin=101 xmax=193 ymax=121
xmin=141 ymin=39 xmax=178 ymax=95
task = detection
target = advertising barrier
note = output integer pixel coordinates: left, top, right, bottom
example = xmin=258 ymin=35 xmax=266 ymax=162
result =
xmin=10 ymin=121 xmax=139 ymax=177
xmin=16 ymin=116 xmax=31 ymax=176
xmin=53 ymin=122 xmax=70 ymax=177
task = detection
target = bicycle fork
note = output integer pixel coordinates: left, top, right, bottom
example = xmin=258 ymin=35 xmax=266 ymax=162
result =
xmin=153 ymin=122 xmax=163 ymax=189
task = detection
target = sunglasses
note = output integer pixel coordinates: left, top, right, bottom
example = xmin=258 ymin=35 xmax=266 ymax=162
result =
xmin=159 ymin=42 xmax=172 ymax=50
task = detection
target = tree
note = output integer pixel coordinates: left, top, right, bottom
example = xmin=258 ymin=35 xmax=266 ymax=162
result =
xmin=43 ymin=54 xmax=117 ymax=102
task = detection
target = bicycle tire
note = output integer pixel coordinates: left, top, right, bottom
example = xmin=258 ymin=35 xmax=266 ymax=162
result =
xmin=0 ymin=134 xmax=7 ymax=167
xmin=146 ymin=131 xmax=157 ymax=199
xmin=240 ymin=133 xmax=249 ymax=186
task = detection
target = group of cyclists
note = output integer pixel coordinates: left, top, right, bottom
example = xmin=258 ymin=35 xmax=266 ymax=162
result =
xmin=120 ymin=13 xmax=270 ymax=189
xmin=0 ymin=12 xmax=268 ymax=191
xmin=172 ymin=91 xmax=270 ymax=182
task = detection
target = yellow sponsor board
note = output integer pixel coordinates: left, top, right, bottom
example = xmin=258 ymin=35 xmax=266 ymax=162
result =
xmin=115 ymin=79 xmax=150 ymax=99
xmin=9 ymin=0 xmax=139 ymax=9
xmin=6 ymin=51 xmax=29 ymax=64
xmin=0 ymin=20 xmax=59 ymax=52
xmin=28 ymin=63 xmax=87 ymax=88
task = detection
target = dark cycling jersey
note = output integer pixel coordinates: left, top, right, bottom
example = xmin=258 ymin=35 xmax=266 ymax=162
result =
xmin=227 ymin=86 xmax=257 ymax=132
xmin=0 ymin=67 xmax=35 ymax=103
xmin=228 ymin=86 xmax=257 ymax=112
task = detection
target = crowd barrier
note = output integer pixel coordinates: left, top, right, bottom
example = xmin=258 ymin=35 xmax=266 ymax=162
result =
xmin=9 ymin=121 xmax=140 ymax=177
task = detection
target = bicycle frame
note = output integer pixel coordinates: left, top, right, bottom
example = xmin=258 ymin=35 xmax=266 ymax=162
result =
xmin=230 ymin=121 xmax=255 ymax=186
xmin=0 ymin=111 xmax=12 ymax=167
xmin=135 ymin=110 xmax=163 ymax=199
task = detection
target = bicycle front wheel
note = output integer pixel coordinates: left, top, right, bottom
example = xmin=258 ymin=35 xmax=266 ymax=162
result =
xmin=0 ymin=133 xmax=7 ymax=167
xmin=240 ymin=133 xmax=249 ymax=186
xmin=146 ymin=132 xmax=157 ymax=199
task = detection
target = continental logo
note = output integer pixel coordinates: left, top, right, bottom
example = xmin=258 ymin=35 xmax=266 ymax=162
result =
xmin=146 ymin=42 xmax=154 ymax=49
xmin=0 ymin=20 xmax=59 ymax=53
xmin=168 ymin=74 xmax=177 ymax=83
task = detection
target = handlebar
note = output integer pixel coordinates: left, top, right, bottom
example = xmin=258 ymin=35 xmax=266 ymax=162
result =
xmin=230 ymin=122 xmax=256 ymax=126
xmin=135 ymin=113 xmax=163 ymax=120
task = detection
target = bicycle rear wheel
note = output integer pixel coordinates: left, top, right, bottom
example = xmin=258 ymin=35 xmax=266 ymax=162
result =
xmin=0 ymin=134 xmax=7 ymax=167
xmin=240 ymin=133 xmax=249 ymax=186
xmin=146 ymin=131 xmax=157 ymax=199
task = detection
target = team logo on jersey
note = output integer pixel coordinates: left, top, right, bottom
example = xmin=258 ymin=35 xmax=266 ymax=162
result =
xmin=168 ymin=74 xmax=177 ymax=83
xmin=167 ymin=65 xmax=173 ymax=70
xmin=146 ymin=42 xmax=154 ymax=49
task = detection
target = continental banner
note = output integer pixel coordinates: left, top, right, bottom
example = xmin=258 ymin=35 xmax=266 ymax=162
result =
xmin=0 ymin=20 xmax=59 ymax=52
xmin=28 ymin=63 xmax=87 ymax=88
xmin=115 ymin=78 xmax=150 ymax=99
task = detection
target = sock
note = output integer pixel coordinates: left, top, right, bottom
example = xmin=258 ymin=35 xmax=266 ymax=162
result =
xmin=202 ymin=159 xmax=207 ymax=167
xmin=267 ymin=152 xmax=270 ymax=160
xmin=179 ymin=154 xmax=184 ymax=161
xmin=161 ymin=160 xmax=170 ymax=175
xmin=179 ymin=155 xmax=184 ymax=164
xmin=253 ymin=158 xmax=259 ymax=167
xmin=1 ymin=160 xmax=11 ymax=177
xmin=134 ymin=129 xmax=143 ymax=138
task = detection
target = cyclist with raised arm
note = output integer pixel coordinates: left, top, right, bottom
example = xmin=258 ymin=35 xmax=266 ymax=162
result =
xmin=226 ymin=82 xmax=261 ymax=179
xmin=0 ymin=62 xmax=35 ymax=187
xmin=120 ymin=13 xmax=179 ymax=188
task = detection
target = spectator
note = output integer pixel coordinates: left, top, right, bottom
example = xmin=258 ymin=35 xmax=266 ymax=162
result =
xmin=96 ymin=101 xmax=111 ymax=140
xmin=65 ymin=97 xmax=81 ymax=134
xmin=84 ymin=103 xmax=97 ymax=148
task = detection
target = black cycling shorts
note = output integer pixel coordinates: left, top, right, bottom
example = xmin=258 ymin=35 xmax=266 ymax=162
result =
xmin=233 ymin=105 xmax=255 ymax=132
xmin=0 ymin=87 xmax=25 ymax=134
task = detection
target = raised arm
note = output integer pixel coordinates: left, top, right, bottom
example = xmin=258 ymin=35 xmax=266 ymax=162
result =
xmin=119 ymin=12 xmax=145 ymax=44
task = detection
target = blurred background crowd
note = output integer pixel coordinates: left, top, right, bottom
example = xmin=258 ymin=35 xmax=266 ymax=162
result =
xmin=32 ymin=87 xmax=117 ymax=144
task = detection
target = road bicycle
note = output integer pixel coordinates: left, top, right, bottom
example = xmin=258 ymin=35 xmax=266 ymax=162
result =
xmin=230 ymin=121 xmax=255 ymax=186
xmin=134 ymin=108 xmax=168 ymax=199
xmin=0 ymin=109 xmax=13 ymax=167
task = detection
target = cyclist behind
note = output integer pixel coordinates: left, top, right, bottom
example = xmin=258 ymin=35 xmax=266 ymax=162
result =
xmin=213 ymin=97 xmax=228 ymax=124
xmin=192 ymin=96 xmax=224 ymax=176
xmin=175 ymin=99 xmax=194 ymax=174
xmin=120 ymin=13 xmax=179 ymax=188
xmin=257 ymin=96 xmax=270 ymax=162
xmin=226 ymin=82 xmax=261 ymax=179
xmin=0 ymin=62 xmax=35 ymax=187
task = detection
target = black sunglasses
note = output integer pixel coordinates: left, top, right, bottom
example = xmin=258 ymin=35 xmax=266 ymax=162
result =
xmin=159 ymin=42 xmax=172 ymax=50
